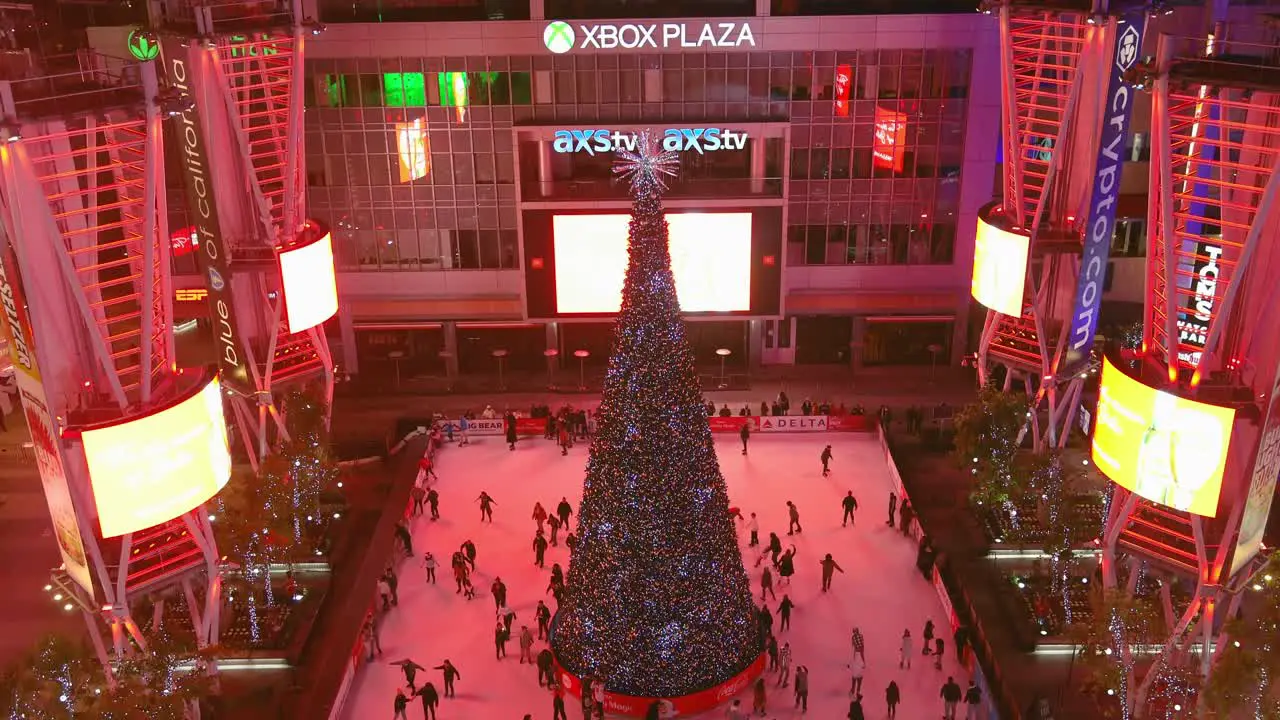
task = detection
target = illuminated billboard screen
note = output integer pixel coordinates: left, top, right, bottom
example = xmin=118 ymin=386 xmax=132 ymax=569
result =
xmin=834 ymin=65 xmax=852 ymax=117
xmin=873 ymin=106 xmax=907 ymax=172
xmin=551 ymin=213 xmax=752 ymax=314
xmin=82 ymin=377 xmax=232 ymax=538
xmin=1091 ymin=357 xmax=1235 ymax=517
xmin=279 ymin=229 xmax=339 ymax=334
xmin=971 ymin=216 xmax=1029 ymax=316
xmin=395 ymin=118 xmax=430 ymax=183
xmin=171 ymin=226 xmax=199 ymax=258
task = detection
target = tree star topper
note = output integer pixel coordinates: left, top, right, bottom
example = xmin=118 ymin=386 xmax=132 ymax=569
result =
xmin=613 ymin=129 xmax=680 ymax=191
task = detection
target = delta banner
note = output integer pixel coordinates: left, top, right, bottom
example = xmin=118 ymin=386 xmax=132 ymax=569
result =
xmin=552 ymin=652 xmax=766 ymax=717
xmin=1230 ymin=365 xmax=1280 ymax=578
xmin=0 ymin=246 xmax=94 ymax=597
xmin=162 ymin=37 xmax=254 ymax=396
xmin=1063 ymin=12 xmax=1144 ymax=369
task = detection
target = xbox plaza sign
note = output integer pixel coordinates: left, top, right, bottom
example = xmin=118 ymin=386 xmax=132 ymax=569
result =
xmin=543 ymin=19 xmax=757 ymax=54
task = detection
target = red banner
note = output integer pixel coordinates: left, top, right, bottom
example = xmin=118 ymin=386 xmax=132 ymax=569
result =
xmin=553 ymin=652 xmax=766 ymax=717
xmin=834 ymin=64 xmax=852 ymax=117
xmin=827 ymin=414 xmax=874 ymax=432
xmin=516 ymin=417 xmax=548 ymax=435
xmin=708 ymin=416 xmax=751 ymax=433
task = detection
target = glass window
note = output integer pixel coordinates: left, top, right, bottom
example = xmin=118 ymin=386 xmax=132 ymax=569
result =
xmin=831 ymin=148 xmax=851 ymax=179
xmin=438 ymin=71 xmax=470 ymax=107
xmin=790 ymin=148 xmax=809 ymax=179
xmin=317 ymin=74 xmax=352 ymax=107
xmin=805 ymin=226 xmax=826 ymax=265
xmin=358 ymin=74 xmax=383 ymax=107
xmin=384 ymin=72 xmax=426 ymax=106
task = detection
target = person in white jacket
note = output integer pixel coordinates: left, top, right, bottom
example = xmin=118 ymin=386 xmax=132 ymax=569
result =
xmin=899 ymin=629 xmax=913 ymax=669
xmin=849 ymin=652 xmax=866 ymax=695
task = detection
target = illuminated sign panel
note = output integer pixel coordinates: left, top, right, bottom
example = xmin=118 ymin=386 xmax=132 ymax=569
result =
xmin=279 ymin=230 xmax=339 ymax=334
xmin=970 ymin=216 xmax=1029 ymax=316
xmin=396 ymin=118 xmax=430 ymax=183
xmin=872 ymin=106 xmax=907 ymax=172
xmin=1091 ymin=357 xmax=1234 ymax=517
xmin=0 ymin=247 xmax=93 ymax=596
xmin=834 ymin=65 xmax=852 ymax=117
xmin=163 ymin=39 xmax=252 ymax=395
xmin=1063 ymin=12 xmax=1143 ymax=369
xmin=543 ymin=20 xmax=756 ymax=54
xmin=552 ymin=128 xmax=747 ymax=156
xmin=553 ymin=213 xmax=752 ymax=313
xmin=1231 ymin=367 xmax=1280 ymax=577
xmin=171 ymin=226 xmax=199 ymax=258
xmin=82 ymin=377 xmax=233 ymax=538
xmin=1175 ymin=242 xmax=1222 ymax=366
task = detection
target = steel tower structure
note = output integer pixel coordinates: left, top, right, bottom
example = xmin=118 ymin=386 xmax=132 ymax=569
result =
xmin=1098 ymin=24 xmax=1280 ymax=714
xmin=976 ymin=0 xmax=1142 ymax=451
xmin=0 ymin=49 xmax=222 ymax=677
xmin=152 ymin=0 xmax=333 ymax=472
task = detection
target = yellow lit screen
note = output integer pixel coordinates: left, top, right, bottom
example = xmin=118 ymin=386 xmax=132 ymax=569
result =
xmin=971 ymin=216 xmax=1029 ymax=316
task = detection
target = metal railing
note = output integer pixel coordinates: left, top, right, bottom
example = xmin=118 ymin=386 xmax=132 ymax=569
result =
xmin=522 ymin=177 xmax=784 ymax=201
xmin=0 ymin=50 xmax=143 ymax=120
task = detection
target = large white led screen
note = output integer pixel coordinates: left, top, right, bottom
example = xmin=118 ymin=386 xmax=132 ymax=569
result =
xmin=552 ymin=213 xmax=753 ymax=313
xmin=280 ymin=232 xmax=339 ymax=333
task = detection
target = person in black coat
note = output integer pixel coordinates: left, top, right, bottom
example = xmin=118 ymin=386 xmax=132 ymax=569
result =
xmin=820 ymin=445 xmax=834 ymax=476
xmin=494 ymin=621 xmax=509 ymax=659
xmin=393 ymin=688 xmax=409 ymax=719
xmin=505 ymin=414 xmax=518 ymax=450
xmin=778 ymin=595 xmax=795 ymax=631
xmin=533 ymin=530 xmax=549 ymax=568
xmin=841 ymin=491 xmax=858 ymax=527
xmin=415 ymin=683 xmax=439 ymax=720
xmin=536 ymin=648 xmax=555 ymax=686
xmin=556 ymin=497 xmax=573 ymax=530
xmin=847 ymin=695 xmax=865 ymax=720
xmin=886 ymin=680 xmax=900 ymax=718
xmin=740 ymin=422 xmax=751 ymax=455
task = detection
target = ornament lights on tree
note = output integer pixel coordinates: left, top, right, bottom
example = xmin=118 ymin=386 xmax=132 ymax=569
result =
xmin=550 ymin=131 xmax=762 ymax=699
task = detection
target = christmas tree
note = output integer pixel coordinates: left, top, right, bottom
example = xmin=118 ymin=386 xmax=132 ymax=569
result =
xmin=551 ymin=132 xmax=761 ymax=697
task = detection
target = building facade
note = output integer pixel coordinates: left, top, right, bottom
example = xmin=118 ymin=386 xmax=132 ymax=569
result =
xmin=218 ymin=1 xmax=1004 ymax=381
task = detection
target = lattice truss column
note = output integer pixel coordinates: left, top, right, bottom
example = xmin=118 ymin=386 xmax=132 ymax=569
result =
xmin=0 ymin=54 xmax=222 ymax=676
xmin=169 ymin=2 xmax=334 ymax=471
xmin=1100 ymin=31 xmax=1280 ymax=716
xmin=978 ymin=4 xmax=1114 ymax=451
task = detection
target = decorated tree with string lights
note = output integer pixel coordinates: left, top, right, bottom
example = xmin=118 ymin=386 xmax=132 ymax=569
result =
xmin=550 ymin=132 xmax=762 ymax=699
xmin=1204 ymin=556 xmax=1280 ymax=717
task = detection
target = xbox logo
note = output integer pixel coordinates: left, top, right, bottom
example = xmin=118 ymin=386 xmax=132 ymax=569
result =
xmin=544 ymin=21 xmax=575 ymax=54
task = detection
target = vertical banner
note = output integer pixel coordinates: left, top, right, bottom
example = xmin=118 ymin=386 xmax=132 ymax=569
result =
xmin=1230 ymin=367 xmax=1280 ymax=578
xmin=161 ymin=37 xmax=254 ymax=395
xmin=0 ymin=248 xmax=94 ymax=597
xmin=1063 ymin=12 xmax=1144 ymax=369
xmin=872 ymin=105 xmax=907 ymax=172
xmin=833 ymin=64 xmax=852 ymax=117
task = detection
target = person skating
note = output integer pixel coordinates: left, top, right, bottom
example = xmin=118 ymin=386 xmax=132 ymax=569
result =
xmin=494 ymin=620 xmax=509 ymax=660
xmin=847 ymin=694 xmax=865 ymax=720
xmin=941 ymin=676 xmax=963 ymax=720
xmin=922 ymin=619 xmax=935 ymax=655
xmin=848 ymin=652 xmax=865 ymax=696
xmin=533 ymin=502 xmax=548 ymax=532
xmin=477 ymin=492 xmax=496 ymax=522
xmin=760 ymin=564 xmax=777 ymax=601
xmin=820 ymin=553 xmax=844 ymax=592
xmin=551 ymin=681 xmax=568 ymax=720
xmin=776 ymin=641 xmax=793 ymax=687
xmin=393 ymin=687 xmax=410 ymax=720
xmin=457 ymin=416 xmax=471 ymax=445
xmin=377 ymin=574 xmax=393 ymax=612
xmin=549 ymin=562 xmax=565 ymax=589
xmin=433 ymin=660 xmax=460 ymax=698
xmin=740 ymin=422 xmax=751 ymax=455
xmin=934 ymin=637 xmax=946 ymax=669
xmin=395 ymin=658 xmax=425 ymax=690
xmin=964 ymin=681 xmax=983 ymax=720
xmin=451 ymin=555 xmax=468 ymax=594
xmin=761 ymin=532 xmax=783 ymax=567
xmin=757 ymin=604 xmax=774 ymax=638
xmin=491 ymin=576 xmax=507 ymax=609
xmin=955 ymin=625 xmax=971 ymax=664
xmin=536 ymin=647 xmax=555 ymax=686
xmin=752 ymin=677 xmax=767 ymax=717
xmin=793 ymin=664 xmax=809 ymax=712
xmin=461 ymin=539 xmax=477 ymax=570
xmin=556 ymin=497 xmax=573 ymax=531
xmin=394 ymin=521 xmax=413 ymax=557
xmin=518 ymin=625 xmax=535 ymax=664
xmin=820 ymin=445 xmax=833 ymax=476
xmin=548 ymin=513 xmax=562 ymax=545
xmin=415 ymin=682 xmax=439 ymax=720
xmin=777 ymin=546 xmax=797 ymax=585
xmin=564 ymin=531 xmax=578 ymax=552
xmin=421 ymin=552 xmax=437 ymax=584
xmin=425 ymin=487 xmax=440 ymax=520
xmin=899 ymin=629 xmax=913 ymax=669
xmin=747 ymin=512 xmax=759 ymax=547
xmin=841 ymin=491 xmax=858 ymax=527
xmin=505 ymin=412 xmax=518 ymax=450
xmin=899 ymin=500 xmax=914 ymax=536
xmin=778 ymin=594 xmax=794 ymax=631
xmin=787 ymin=501 xmax=802 ymax=535
xmin=558 ymin=422 xmax=571 ymax=455
xmin=887 ymin=491 xmax=896 ymax=527
xmin=364 ymin=614 xmax=383 ymax=659
xmin=383 ymin=566 xmax=400 ymax=606
xmin=411 ymin=485 xmax=425 ymax=517
xmin=535 ymin=600 xmax=552 ymax=639
xmin=766 ymin=634 xmax=779 ymax=671
xmin=499 ymin=604 xmax=517 ymax=633
xmin=533 ymin=529 xmax=549 ymax=568
xmin=886 ymin=680 xmax=901 ymax=719
xmin=850 ymin=626 xmax=866 ymax=661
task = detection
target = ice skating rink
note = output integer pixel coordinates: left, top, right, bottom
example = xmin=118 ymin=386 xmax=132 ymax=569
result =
xmin=344 ymin=432 xmax=970 ymax=719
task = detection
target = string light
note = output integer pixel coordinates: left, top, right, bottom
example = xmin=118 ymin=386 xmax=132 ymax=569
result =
xmin=551 ymin=131 xmax=761 ymax=697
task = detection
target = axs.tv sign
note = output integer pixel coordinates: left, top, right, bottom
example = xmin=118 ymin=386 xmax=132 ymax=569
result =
xmin=553 ymin=128 xmax=748 ymax=155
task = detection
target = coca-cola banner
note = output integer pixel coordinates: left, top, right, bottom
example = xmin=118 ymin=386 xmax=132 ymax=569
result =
xmin=553 ymin=652 xmax=766 ymax=717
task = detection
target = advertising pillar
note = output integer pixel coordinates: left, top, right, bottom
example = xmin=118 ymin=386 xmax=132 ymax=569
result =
xmin=0 ymin=244 xmax=94 ymax=597
xmin=161 ymin=37 xmax=255 ymax=396
xmin=1229 ymin=366 xmax=1280 ymax=578
xmin=1063 ymin=12 xmax=1145 ymax=369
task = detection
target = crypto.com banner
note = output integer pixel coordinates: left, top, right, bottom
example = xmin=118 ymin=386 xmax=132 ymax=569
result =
xmin=1063 ymin=12 xmax=1145 ymax=369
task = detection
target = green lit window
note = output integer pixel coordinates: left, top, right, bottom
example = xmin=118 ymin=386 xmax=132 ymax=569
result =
xmin=383 ymin=72 xmax=426 ymax=107
xmin=318 ymin=74 xmax=351 ymax=107
xmin=438 ymin=72 xmax=470 ymax=108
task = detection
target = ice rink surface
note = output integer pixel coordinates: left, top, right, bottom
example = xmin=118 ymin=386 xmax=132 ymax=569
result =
xmin=345 ymin=432 xmax=970 ymax=719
